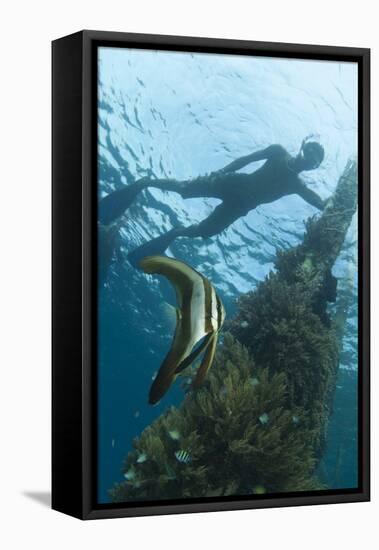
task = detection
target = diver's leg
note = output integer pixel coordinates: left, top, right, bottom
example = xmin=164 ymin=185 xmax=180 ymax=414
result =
xmin=128 ymin=203 xmax=240 ymax=268
xmin=99 ymin=177 xmax=149 ymax=225
xmin=146 ymin=178 xmax=189 ymax=196
xmin=98 ymin=175 xmax=191 ymax=225
xmin=127 ymin=226 xmax=187 ymax=268
xmin=128 ymin=205 xmax=230 ymax=265
xmin=146 ymin=175 xmax=221 ymax=199
xmin=180 ymin=203 xmax=240 ymax=239
xmin=100 ymin=173 xmax=230 ymax=225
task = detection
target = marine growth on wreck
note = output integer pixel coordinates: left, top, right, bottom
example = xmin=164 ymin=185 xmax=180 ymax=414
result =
xmin=110 ymin=160 xmax=357 ymax=502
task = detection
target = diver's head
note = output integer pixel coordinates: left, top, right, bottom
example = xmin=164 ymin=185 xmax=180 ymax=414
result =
xmin=292 ymin=140 xmax=325 ymax=173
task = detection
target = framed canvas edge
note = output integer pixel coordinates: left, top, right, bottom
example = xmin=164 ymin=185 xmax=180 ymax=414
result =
xmin=65 ymin=30 xmax=370 ymax=520
xmin=52 ymin=31 xmax=85 ymax=519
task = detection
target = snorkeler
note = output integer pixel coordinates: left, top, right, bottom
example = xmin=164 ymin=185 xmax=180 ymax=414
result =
xmin=99 ymin=138 xmax=326 ymax=263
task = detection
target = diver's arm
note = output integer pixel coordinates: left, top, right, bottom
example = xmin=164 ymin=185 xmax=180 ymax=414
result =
xmin=296 ymin=182 xmax=325 ymax=210
xmin=220 ymin=144 xmax=286 ymax=174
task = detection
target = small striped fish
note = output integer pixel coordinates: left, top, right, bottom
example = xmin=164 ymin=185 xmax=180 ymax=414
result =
xmin=175 ymin=450 xmax=192 ymax=464
xmin=140 ymin=256 xmax=226 ymax=404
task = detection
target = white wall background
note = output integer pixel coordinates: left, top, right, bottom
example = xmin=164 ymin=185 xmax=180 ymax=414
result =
xmin=0 ymin=1 xmax=376 ymax=548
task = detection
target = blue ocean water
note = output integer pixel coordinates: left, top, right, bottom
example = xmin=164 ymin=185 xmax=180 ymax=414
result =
xmin=97 ymin=47 xmax=358 ymax=503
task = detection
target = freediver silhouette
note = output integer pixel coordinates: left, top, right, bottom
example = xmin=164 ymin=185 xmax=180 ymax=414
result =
xmin=98 ymin=138 xmax=326 ymax=266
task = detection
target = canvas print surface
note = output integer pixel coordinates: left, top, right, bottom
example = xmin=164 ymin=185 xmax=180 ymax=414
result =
xmin=97 ymin=46 xmax=359 ymax=505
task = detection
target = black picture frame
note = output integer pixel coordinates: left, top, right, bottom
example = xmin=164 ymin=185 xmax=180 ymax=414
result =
xmin=52 ymin=30 xmax=370 ymax=520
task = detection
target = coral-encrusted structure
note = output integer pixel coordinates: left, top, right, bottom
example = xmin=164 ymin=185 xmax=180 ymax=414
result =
xmin=110 ymin=160 xmax=357 ymax=502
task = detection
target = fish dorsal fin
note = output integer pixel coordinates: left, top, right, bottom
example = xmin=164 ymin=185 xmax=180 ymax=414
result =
xmin=140 ymin=255 xmax=204 ymax=309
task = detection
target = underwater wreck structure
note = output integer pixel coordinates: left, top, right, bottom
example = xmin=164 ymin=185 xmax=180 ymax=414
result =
xmin=111 ymin=159 xmax=358 ymax=501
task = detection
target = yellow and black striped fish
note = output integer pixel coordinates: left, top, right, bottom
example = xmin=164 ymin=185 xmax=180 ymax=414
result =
xmin=139 ymin=255 xmax=226 ymax=404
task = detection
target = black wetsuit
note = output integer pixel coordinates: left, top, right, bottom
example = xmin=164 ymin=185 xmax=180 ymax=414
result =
xmin=142 ymin=144 xmax=324 ymax=238
xmin=98 ymin=144 xmax=325 ymax=263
